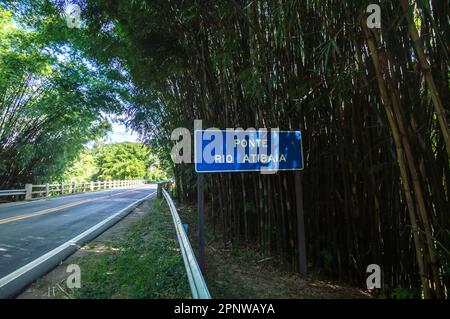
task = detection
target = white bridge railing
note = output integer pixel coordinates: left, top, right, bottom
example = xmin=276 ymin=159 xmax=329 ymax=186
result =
xmin=0 ymin=180 xmax=146 ymax=201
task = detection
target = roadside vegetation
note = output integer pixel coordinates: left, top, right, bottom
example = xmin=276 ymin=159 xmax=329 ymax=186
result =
xmin=72 ymin=199 xmax=190 ymax=299
xmin=64 ymin=142 xmax=169 ymax=183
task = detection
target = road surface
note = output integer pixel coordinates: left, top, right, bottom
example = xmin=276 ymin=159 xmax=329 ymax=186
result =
xmin=0 ymin=184 xmax=156 ymax=297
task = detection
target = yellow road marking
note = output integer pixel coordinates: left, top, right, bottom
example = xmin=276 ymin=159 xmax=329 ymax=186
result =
xmin=0 ymin=189 xmax=138 ymax=225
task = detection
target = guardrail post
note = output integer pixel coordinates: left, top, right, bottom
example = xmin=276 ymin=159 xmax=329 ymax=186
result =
xmin=97 ymin=181 xmax=100 ymax=190
xmin=157 ymin=182 xmax=163 ymax=198
xmin=72 ymin=182 xmax=76 ymax=193
xmin=45 ymin=183 xmax=49 ymax=197
xmin=25 ymin=184 xmax=32 ymax=200
xmin=60 ymin=182 xmax=64 ymax=195
xmin=90 ymin=181 xmax=94 ymax=192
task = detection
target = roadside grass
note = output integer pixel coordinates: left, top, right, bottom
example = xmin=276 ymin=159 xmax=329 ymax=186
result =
xmin=72 ymin=198 xmax=190 ymax=299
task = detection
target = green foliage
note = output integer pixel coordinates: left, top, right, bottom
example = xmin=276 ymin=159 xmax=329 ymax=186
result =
xmin=146 ymin=165 xmax=168 ymax=182
xmin=392 ymin=287 xmax=420 ymax=299
xmin=320 ymin=250 xmax=334 ymax=276
xmin=63 ymin=149 xmax=97 ymax=182
xmin=373 ymin=286 xmax=420 ymax=299
xmin=93 ymin=142 xmax=150 ymax=181
xmin=63 ymin=142 xmax=169 ymax=182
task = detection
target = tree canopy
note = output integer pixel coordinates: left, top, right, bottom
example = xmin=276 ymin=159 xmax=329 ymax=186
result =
xmin=64 ymin=142 xmax=168 ymax=182
xmin=0 ymin=2 xmax=140 ymax=186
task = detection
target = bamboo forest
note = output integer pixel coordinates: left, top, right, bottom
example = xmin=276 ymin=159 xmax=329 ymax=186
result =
xmin=0 ymin=0 xmax=449 ymax=300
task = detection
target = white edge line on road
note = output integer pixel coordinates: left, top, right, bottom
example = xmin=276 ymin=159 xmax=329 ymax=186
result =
xmin=0 ymin=190 xmax=156 ymax=289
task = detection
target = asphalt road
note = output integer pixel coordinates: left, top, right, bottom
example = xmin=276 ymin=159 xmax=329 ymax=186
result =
xmin=0 ymin=185 xmax=156 ymax=281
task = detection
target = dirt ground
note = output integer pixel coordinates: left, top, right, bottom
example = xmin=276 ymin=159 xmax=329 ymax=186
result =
xmin=202 ymin=245 xmax=371 ymax=299
xmin=176 ymin=204 xmax=371 ymax=299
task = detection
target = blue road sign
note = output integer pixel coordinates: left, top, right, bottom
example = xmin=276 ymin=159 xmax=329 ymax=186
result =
xmin=194 ymin=130 xmax=303 ymax=173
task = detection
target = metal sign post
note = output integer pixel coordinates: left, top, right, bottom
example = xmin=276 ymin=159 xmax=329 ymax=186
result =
xmin=294 ymin=170 xmax=307 ymax=278
xmin=197 ymin=173 xmax=205 ymax=272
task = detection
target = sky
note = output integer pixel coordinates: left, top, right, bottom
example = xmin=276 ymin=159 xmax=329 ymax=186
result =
xmin=104 ymin=122 xmax=140 ymax=143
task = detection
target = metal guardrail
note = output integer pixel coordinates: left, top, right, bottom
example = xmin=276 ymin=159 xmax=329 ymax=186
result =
xmin=162 ymin=188 xmax=211 ymax=299
xmin=0 ymin=189 xmax=26 ymax=197
xmin=0 ymin=180 xmax=146 ymax=200
xmin=156 ymin=179 xmax=173 ymax=198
